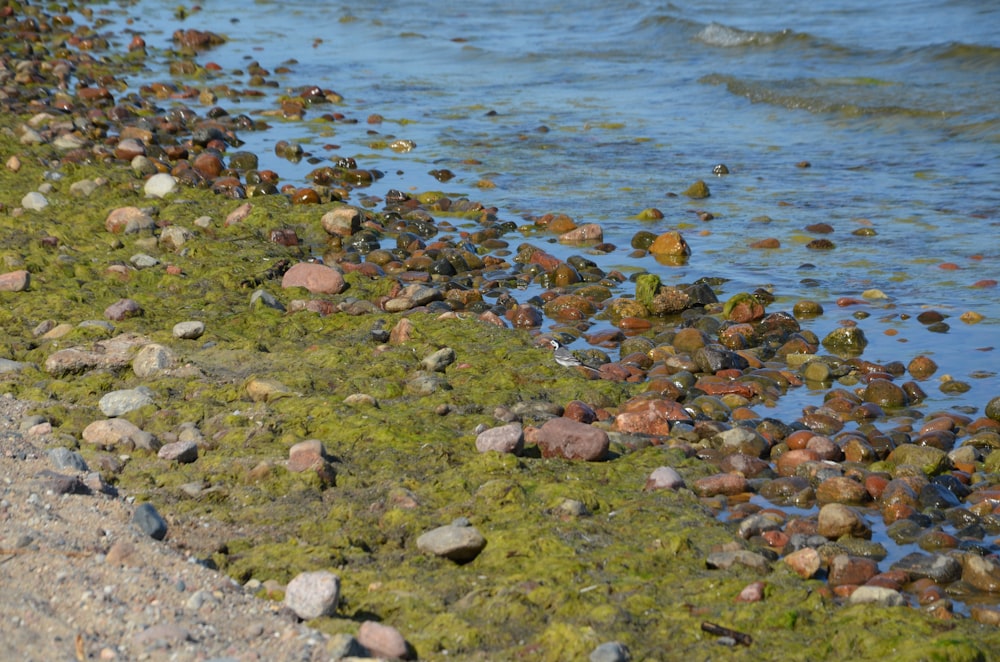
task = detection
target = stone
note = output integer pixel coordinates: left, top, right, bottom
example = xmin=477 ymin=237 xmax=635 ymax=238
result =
xmin=735 ymin=581 xmax=766 ymax=603
xmin=320 ymin=207 xmax=362 ymax=236
xmin=782 ymin=547 xmax=821 ymax=579
xmin=0 ymin=270 xmax=30 ymax=292
xmin=159 ymin=225 xmax=193 ymax=251
xmin=99 ymin=387 xmax=155 ymax=416
xmin=281 ymin=262 xmax=346 ymax=294
xmin=287 ymin=439 xmax=336 ymax=485
xmin=692 ymin=473 xmax=748 ymax=497
xmin=420 ymin=347 xmax=455 ymax=372
xmin=21 ymin=191 xmax=48 ymax=210
xmin=706 ymin=550 xmax=770 ymax=573
xmin=416 ymin=523 xmax=487 ymax=562
xmin=48 ymin=447 xmax=89 ymax=472
xmin=961 ymin=554 xmax=1000 ymax=592
xmin=172 ymin=321 xmax=205 ymax=339
xmin=535 ymin=417 xmax=609 ymax=461
xmin=246 ymin=377 xmax=294 ymax=402
xmin=817 ymin=503 xmax=871 ymax=540
xmin=828 ymin=554 xmax=879 ymax=587
xmin=644 ymin=466 xmax=685 ymax=491
xmin=133 ymin=502 xmax=167 ymax=540
xmin=104 ymin=298 xmax=143 ymax=321
xmin=0 ymin=358 xmax=31 ymax=373
xmin=144 ymin=172 xmax=179 ymax=197
xmin=559 ymin=223 xmax=603 ymax=242
xmin=590 ymin=641 xmax=632 ymax=662
xmin=475 ymin=422 xmax=524 ymax=455
xmin=283 ymin=570 xmax=340 ymax=620
xmin=132 ymin=624 xmax=191 ymax=649
xmin=815 ymin=476 xmax=869 ymax=505
xmin=358 ymin=621 xmax=411 ymax=660
xmin=105 ymin=206 xmax=156 ymax=234
xmin=157 ymin=441 xmax=199 ymax=463
xmin=648 ymin=231 xmax=690 ymax=257
xmin=83 ymin=418 xmax=158 ymax=452
xmin=132 ymin=344 xmax=175 ymax=378
xmin=887 ymin=444 xmax=950 ymax=476
xmin=848 ymin=586 xmax=906 ymax=607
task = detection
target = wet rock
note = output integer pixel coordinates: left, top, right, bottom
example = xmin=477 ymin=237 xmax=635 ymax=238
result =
xmin=644 ymin=466 xmax=685 ymax=491
xmin=683 ymin=180 xmax=710 ymax=199
xmin=890 ymin=552 xmax=961 ymax=584
xmin=284 ymin=570 xmax=340 ymax=620
xmin=358 ymin=621 xmax=412 ymax=660
xmin=782 ymin=547 xmax=821 ymax=579
xmin=321 ymin=207 xmax=362 ymax=236
xmin=157 ymin=441 xmax=198 ymax=463
xmin=281 ymin=262 xmax=346 ymax=294
xmin=99 ymin=387 xmax=154 ymax=416
xmin=692 ymin=473 xmax=748 ymax=497
xmin=961 ymin=554 xmax=1000 ymax=592
xmin=416 ymin=522 xmax=486 ymax=562
xmin=144 ymin=172 xmax=178 ymax=198
xmin=821 ymin=327 xmax=868 ymax=354
xmin=590 ymin=641 xmax=632 ymax=662
xmin=693 ymin=345 xmax=748 ymax=373
xmin=647 ymin=231 xmax=690 ymax=256
xmin=816 ymin=476 xmax=869 ymax=505
xmin=560 ymin=223 xmax=603 ymax=242
xmin=82 ymin=418 xmax=158 ymax=451
xmin=132 ymin=502 xmax=167 ymax=540
xmin=848 ymin=586 xmax=906 ymax=607
xmin=0 ymin=270 xmax=30 ymax=292
xmin=817 ymin=503 xmax=871 ymax=539
xmin=887 ymin=444 xmax=950 ymax=476
xmin=862 ymin=379 xmax=908 ymax=408
xmin=829 ymin=555 xmax=879 ymax=587
xmin=535 ymin=417 xmax=609 ymax=461
xmin=986 ymin=396 xmax=1000 ymax=422
xmin=475 ymin=422 xmax=524 ymax=455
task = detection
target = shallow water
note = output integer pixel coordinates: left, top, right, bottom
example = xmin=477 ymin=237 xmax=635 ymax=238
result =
xmin=104 ymin=0 xmax=999 ymax=425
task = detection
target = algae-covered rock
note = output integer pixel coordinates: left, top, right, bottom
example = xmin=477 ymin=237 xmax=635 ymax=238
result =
xmin=683 ymin=179 xmax=710 ymax=199
xmin=633 ymin=274 xmax=660 ymax=311
xmin=647 ymin=231 xmax=690 ymax=257
xmin=887 ymin=444 xmax=950 ymax=476
xmin=986 ymin=395 xmax=1000 ymax=422
xmin=821 ymin=326 xmax=868 ymax=355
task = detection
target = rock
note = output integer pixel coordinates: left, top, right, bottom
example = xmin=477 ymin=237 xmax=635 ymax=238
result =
xmin=890 ymin=553 xmax=961 ymax=585
xmin=644 ymin=466 xmax=686 ymax=491
xmin=815 ymin=476 xmax=869 ymax=505
xmin=706 ymin=550 xmax=770 ymax=573
xmin=132 ymin=623 xmax=191 ymax=649
xmin=590 ymin=641 xmax=632 ymax=662
xmin=250 ymin=288 xmax=285 ymax=312
xmin=420 ymin=347 xmax=455 ymax=372
xmin=104 ymin=298 xmax=143 ymax=321
xmin=475 ymin=422 xmax=524 ymax=455
xmin=133 ymin=502 xmax=167 ymax=540
xmin=326 ymin=633 xmax=369 ymax=660
xmin=828 ymin=554 xmax=879 ymax=587
xmin=82 ymin=418 xmax=158 ymax=451
xmin=817 ymin=503 xmax=871 ymax=539
xmin=683 ymin=179 xmax=710 ymax=199
xmin=99 ymin=387 xmax=155 ymax=416
xmin=144 ymin=172 xmax=179 ymax=198
xmin=172 ymin=321 xmax=205 ymax=339
xmin=782 ymin=547 xmax=821 ymax=579
xmin=0 ymin=270 xmax=30 ymax=292
xmin=281 ymin=262 xmax=346 ymax=294
xmin=0 ymin=358 xmax=31 ymax=373
xmin=45 ymin=333 xmax=148 ymax=376
xmin=848 ymin=586 xmax=906 ymax=607
xmin=559 ymin=223 xmax=603 ymax=242
xmin=961 ymin=554 xmax=1000 ymax=592
xmin=535 ymin=417 xmax=609 ymax=461
xmin=105 ymin=206 xmax=156 ymax=234
xmin=159 ymin=225 xmax=193 ymax=251
xmin=887 ymin=444 xmax=950 ymax=476
xmin=132 ymin=344 xmax=175 ymax=378
xmin=157 ymin=441 xmax=198 ymax=463
xmin=735 ymin=581 xmax=766 ymax=603
xmin=821 ymin=327 xmax=868 ymax=354
xmin=48 ymin=447 xmax=89 ymax=472
xmin=287 ymin=439 xmax=336 ymax=486
xmin=21 ymin=191 xmax=48 ymax=210
xmin=416 ymin=522 xmax=487 ymax=562
xmin=321 ymin=207 xmax=362 ymax=236
xmin=283 ymin=570 xmax=340 ymax=620
xmin=246 ymin=377 xmax=294 ymax=402
xmin=647 ymin=231 xmax=690 ymax=257
xmin=692 ymin=473 xmax=748 ymax=497
xmin=357 ymin=621 xmax=412 ymax=660
xmin=986 ymin=395 xmax=1000 ymax=421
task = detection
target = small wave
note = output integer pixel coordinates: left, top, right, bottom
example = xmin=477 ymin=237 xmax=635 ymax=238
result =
xmin=695 ymin=22 xmax=796 ymax=48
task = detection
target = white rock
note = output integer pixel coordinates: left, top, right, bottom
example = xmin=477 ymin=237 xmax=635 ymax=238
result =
xmin=144 ymin=173 xmax=179 ymax=198
xmin=283 ymin=571 xmax=340 ymax=620
xmin=848 ymin=585 xmax=906 ymax=607
xmin=172 ymin=321 xmax=205 ymax=340
xmin=21 ymin=192 xmax=48 ymax=211
xmin=99 ymin=387 xmax=155 ymax=417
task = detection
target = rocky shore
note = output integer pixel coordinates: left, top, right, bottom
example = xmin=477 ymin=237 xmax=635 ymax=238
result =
xmin=2 ymin=2 xmax=1000 ymax=660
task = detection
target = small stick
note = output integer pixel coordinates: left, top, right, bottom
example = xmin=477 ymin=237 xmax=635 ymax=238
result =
xmin=701 ymin=621 xmax=752 ymax=646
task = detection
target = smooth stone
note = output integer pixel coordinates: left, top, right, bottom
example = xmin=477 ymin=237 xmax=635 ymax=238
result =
xmin=132 ymin=344 xmax=175 ymax=378
xmin=281 ymin=262 xmax=346 ymax=294
xmin=692 ymin=473 xmax=748 ymax=497
xmin=961 ymin=554 xmax=1000 ymax=592
xmin=283 ymin=570 xmax=340 ymax=620
xmin=416 ymin=523 xmax=487 ymax=562
xmin=48 ymin=447 xmax=89 ymax=472
xmin=420 ymin=347 xmax=455 ymax=372
xmin=104 ymin=298 xmax=143 ymax=321
xmin=706 ymin=550 xmax=770 ymax=573
xmin=817 ymin=503 xmax=871 ymax=539
xmin=82 ymin=418 xmax=158 ymax=451
xmin=848 ymin=586 xmax=906 ymax=607
xmin=0 ymin=358 xmax=31 ymax=373
xmin=782 ymin=547 xmax=821 ymax=579
xmin=172 ymin=321 xmax=205 ymax=339
xmin=105 ymin=206 xmax=156 ymax=234
xmin=475 ymin=422 xmax=524 ymax=455
xmin=132 ymin=623 xmax=191 ymax=648
xmin=0 ymin=270 xmax=30 ymax=292
xmin=590 ymin=641 xmax=632 ymax=662
xmin=828 ymin=554 xmax=879 ymax=587
xmin=99 ymin=387 xmax=155 ymax=416
xmin=144 ymin=172 xmax=179 ymax=198
xmin=887 ymin=444 xmax=950 ymax=476
xmin=157 ymin=441 xmax=199 ymax=463
xmin=21 ymin=191 xmax=48 ymax=210
xmin=890 ymin=552 xmax=962 ymax=584
xmin=320 ymin=207 xmax=361 ymax=236
xmin=535 ymin=417 xmax=609 ymax=461
xmin=133 ymin=502 xmax=168 ymax=540
xmin=246 ymin=377 xmax=294 ymax=402
xmin=644 ymin=466 xmax=686 ymax=491
xmin=130 ymin=253 xmax=159 ymax=269
xmin=358 ymin=621 xmax=412 ymax=660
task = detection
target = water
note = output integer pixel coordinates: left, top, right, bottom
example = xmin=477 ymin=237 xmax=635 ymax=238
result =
xmin=105 ymin=0 xmax=999 ymax=422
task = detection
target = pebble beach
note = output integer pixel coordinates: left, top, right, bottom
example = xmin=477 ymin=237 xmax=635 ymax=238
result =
xmin=2 ymin=2 xmax=1000 ymax=661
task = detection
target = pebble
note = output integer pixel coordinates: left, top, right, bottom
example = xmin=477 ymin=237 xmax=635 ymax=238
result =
xmin=416 ymin=522 xmax=487 ymax=562
xmin=0 ymin=358 xmax=32 ymax=373
xmin=144 ymin=172 xmax=179 ymax=198
xmin=158 ymin=441 xmax=199 ymax=463
xmin=133 ymin=502 xmax=168 ymax=540
xmin=21 ymin=192 xmax=48 ymax=210
xmin=283 ymin=570 xmax=340 ymax=620
xmin=782 ymin=547 xmax=821 ymax=579
xmin=848 ymin=585 xmax=906 ymax=607
xmin=644 ymin=466 xmax=686 ymax=491
xmin=130 ymin=253 xmax=159 ymax=269
xmin=420 ymin=347 xmax=456 ymax=372
xmin=99 ymin=387 xmax=155 ymax=416
xmin=48 ymin=447 xmax=89 ymax=472
xmin=357 ymin=620 xmax=411 ymax=660
xmin=475 ymin=422 xmax=524 ymax=455
xmin=817 ymin=503 xmax=871 ymax=539
xmin=173 ymin=321 xmax=206 ymax=339
xmin=590 ymin=641 xmax=632 ymax=662
xmin=534 ymin=417 xmax=609 ymax=461
xmin=132 ymin=343 xmax=176 ymax=378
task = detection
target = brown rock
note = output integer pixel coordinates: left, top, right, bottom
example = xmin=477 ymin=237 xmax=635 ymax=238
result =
xmin=613 ymin=398 xmax=691 ymax=436
xmin=961 ymin=555 xmax=1000 ymax=592
xmin=0 ymin=270 xmax=30 ymax=292
xmin=782 ymin=547 xmax=821 ymax=579
xmin=82 ymin=419 xmax=158 ymax=451
xmin=535 ymin=417 xmax=609 ymax=461
xmin=776 ymin=448 xmax=820 ymax=477
xmin=563 ymin=400 xmax=597 ymax=424
xmin=692 ymin=473 xmax=748 ymax=497
xmin=829 ymin=554 xmax=879 ymax=587
xmin=817 ymin=503 xmax=871 ymax=540
xmin=647 ymin=231 xmax=690 ymax=256
xmin=281 ymin=262 xmax=346 ymax=294
xmin=815 ymin=476 xmax=869 ymax=505
xmin=358 ymin=621 xmax=412 ymax=660
xmin=288 ymin=439 xmax=335 ymax=486
xmin=224 ymin=202 xmax=253 ymax=226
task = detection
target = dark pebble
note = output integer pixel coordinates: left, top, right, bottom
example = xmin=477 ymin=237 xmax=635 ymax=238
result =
xmin=133 ymin=502 xmax=168 ymax=540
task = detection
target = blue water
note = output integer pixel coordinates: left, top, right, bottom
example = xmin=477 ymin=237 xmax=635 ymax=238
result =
xmin=109 ymin=0 xmax=999 ymax=421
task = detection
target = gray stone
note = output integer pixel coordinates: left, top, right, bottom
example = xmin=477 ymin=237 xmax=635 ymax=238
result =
xmin=132 ymin=344 xmax=175 ymax=378
xmin=48 ymin=447 xmax=89 ymax=472
xmin=250 ymin=289 xmax=285 ymax=312
xmin=172 ymin=321 xmax=205 ymax=340
xmin=53 ymin=133 xmax=86 ymax=150
xmin=706 ymin=550 xmax=771 ymax=573
xmin=890 ymin=552 xmax=962 ymax=584
xmin=475 ymin=422 xmax=524 ymax=455
xmin=591 ymin=641 xmax=632 ymax=662
xmin=848 ymin=586 xmax=906 ymax=607
xmin=420 ymin=347 xmax=455 ymax=372
xmin=99 ymin=387 xmax=155 ymax=417
xmin=283 ymin=570 xmax=340 ymax=620
xmin=21 ymin=192 xmax=47 ymax=210
xmin=644 ymin=466 xmax=685 ymax=491
xmin=133 ymin=502 xmax=168 ymax=540
xmin=417 ymin=523 xmax=487 ymax=562
xmin=0 ymin=358 xmax=32 ymax=374
xmin=69 ymin=179 xmax=100 ymax=196
xmin=157 ymin=441 xmax=199 ymax=463
xmin=144 ymin=172 xmax=179 ymax=198
xmin=130 ymin=253 xmax=159 ymax=269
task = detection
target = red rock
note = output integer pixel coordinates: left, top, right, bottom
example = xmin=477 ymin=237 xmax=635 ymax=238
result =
xmin=281 ymin=262 xmax=346 ymax=294
xmin=105 ymin=206 xmax=155 ymax=234
xmin=776 ymin=448 xmax=820 ymax=477
xmin=735 ymin=581 xmax=766 ymax=602
xmin=563 ymin=401 xmax=597 ymax=424
xmin=692 ymin=473 xmax=748 ymax=497
xmin=288 ymin=439 xmax=335 ymax=486
xmin=507 ymin=304 xmax=543 ymax=328
xmin=613 ymin=398 xmax=691 ymax=435
xmin=829 ymin=555 xmax=879 ymax=587
xmin=535 ymin=417 xmax=609 ymax=461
